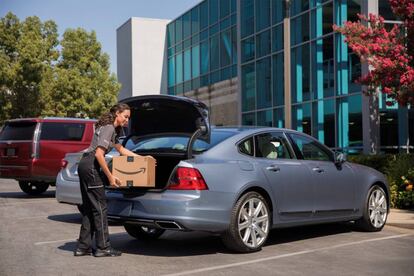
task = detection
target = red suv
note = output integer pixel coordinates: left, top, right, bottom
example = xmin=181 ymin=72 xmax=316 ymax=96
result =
xmin=0 ymin=118 xmax=96 ymax=195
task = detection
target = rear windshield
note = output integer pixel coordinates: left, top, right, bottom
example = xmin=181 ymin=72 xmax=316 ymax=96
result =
xmin=40 ymin=122 xmax=85 ymax=141
xmin=124 ymin=131 xmax=236 ymax=153
xmin=0 ymin=121 xmax=37 ymax=141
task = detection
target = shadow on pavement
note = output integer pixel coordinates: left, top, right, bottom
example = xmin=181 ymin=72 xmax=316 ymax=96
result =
xmin=56 ymin=223 xmax=355 ymax=257
xmin=0 ymin=190 xmax=55 ymax=199
xmin=48 ymin=213 xmax=123 ymax=226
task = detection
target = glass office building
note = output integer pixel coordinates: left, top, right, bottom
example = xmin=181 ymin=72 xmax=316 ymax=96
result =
xmin=166 ymin=0 xmax=413 ymax=153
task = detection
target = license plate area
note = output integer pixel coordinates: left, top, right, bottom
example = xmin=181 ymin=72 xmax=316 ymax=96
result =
xmin=6 ymin=148 xmax=16 ymax=156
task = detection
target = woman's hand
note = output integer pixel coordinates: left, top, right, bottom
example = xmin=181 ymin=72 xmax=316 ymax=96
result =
xmin=108 ymin=175 xmax=121 ymax=187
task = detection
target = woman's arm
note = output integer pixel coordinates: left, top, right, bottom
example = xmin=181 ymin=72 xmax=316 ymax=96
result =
xmin=95 ymin=147 xmax=120 ymax=187
xmin=114 ymin=144 xmax=141 ymax=157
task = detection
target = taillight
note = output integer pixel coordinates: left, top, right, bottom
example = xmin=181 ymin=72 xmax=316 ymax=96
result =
xmin=61 ymin=159 xmax=68 ymax=169
xmin=168 ymin=167 xmax=208 ymax=190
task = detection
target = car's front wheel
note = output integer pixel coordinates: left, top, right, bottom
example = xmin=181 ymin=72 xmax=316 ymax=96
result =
xmin=18 ymin=181 xmax=49 ymax=195
xmin=356 ymin=185 xmax=388 ymax=231
xmin=124 ymin=224 xmax=165 ymax=240
xmin=221 ymin=191 xmax=271 ymax=253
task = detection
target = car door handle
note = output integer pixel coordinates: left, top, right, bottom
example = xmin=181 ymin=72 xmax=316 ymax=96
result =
xmin=312 ymin=167 xmax=324 ymax=173
xmin=266 ymin=165 xmax=280 ymax=172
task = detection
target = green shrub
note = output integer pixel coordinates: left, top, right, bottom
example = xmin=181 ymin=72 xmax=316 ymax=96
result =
xmin=347 ymin=154 xmax=390 ymax=175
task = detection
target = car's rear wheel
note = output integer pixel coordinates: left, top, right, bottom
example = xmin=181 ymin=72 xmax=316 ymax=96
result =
xmin=18 ymin=181 xmax=49 ymax=195
xmin=356 ymin=185 xmax=388 ymax=231
xmin=221 ymin=191 xmax=270 ymax=253
xmin=124 ymin=224 xmax=165 ymax=240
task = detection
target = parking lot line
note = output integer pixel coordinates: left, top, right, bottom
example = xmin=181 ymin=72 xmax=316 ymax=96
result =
xmin=164 ymin=233 xmax=412 ymax=276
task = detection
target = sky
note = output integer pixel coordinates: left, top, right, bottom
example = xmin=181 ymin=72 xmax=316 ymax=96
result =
xmin=0 ymin=0 xmax=202 ymax=75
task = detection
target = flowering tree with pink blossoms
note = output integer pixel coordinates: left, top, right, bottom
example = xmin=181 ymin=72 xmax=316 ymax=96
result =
xmin=333 ymin=0 xmax=414 ymax=106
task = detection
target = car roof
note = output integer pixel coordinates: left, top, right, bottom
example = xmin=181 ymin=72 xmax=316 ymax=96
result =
xmin=6 ymin=117 xmax=97 ymax=123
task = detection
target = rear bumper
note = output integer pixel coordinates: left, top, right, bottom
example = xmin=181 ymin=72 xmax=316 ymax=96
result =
xmin=55 ymin=171 xmax=82 ymax=205
xmin=106 ymin=190 xmax=234 ymax=233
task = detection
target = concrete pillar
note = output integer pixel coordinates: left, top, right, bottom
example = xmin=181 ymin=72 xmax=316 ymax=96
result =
xmin=283 ymin=0 xmax=292 ymax=129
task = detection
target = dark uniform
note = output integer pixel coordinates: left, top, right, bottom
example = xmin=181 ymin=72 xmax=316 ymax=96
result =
xmin=76 ymin=124 xmax=119 ymax=252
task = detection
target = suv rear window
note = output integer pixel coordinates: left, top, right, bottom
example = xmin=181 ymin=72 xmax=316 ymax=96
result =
xmin=125 ymin=131 xmax=236 ymax=153
xmin=40 ymin=122 xmax=85 ymax=141
xmin=0 ymin=121 xmax=37 ymax=141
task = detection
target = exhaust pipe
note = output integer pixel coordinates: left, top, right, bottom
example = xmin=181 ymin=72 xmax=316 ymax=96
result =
xmin=155 ymin=220 xmax=183 ymax=230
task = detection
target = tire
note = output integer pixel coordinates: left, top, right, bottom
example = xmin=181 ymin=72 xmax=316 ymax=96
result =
xmin=18 ymin=181 xmax=49 ymax=195
xmin=355 ymin=185 xmax=388 ymax=232
xmin=124 ymin=224 xmax=165 ymax=240
xmin=221 ymin=191 xmax=271 ymax=253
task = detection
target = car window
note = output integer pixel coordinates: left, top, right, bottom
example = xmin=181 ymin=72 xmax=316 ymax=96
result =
xmin=238 ymin=137 xmax=254 ymax=156
xmin=255 ymin=132 xmax=292 ymax=159
xmin=289 ymin=133 xmax=333 ymax=161
xmin=124 ymin=131 xmax=236 ymax=153
xmin=0 ymin=121 xmax=37 ymax=141
xmin=40 ymin=123 xmax=85 ymax=141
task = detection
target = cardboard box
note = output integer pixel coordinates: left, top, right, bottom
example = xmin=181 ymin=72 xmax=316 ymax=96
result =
xmin=111 ymin=156 xmax=156 ymax=187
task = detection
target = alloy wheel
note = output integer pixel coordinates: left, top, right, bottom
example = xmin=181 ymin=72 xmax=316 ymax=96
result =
xmin=368 ymin=188 xmax=387 ymax=228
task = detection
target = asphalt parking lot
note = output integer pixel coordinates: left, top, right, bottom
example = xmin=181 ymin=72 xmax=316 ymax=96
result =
xmin=1 ymin=178 xmax=413 ymax=276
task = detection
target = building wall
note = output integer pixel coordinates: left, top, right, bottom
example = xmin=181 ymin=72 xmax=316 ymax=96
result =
xmin=117 ymin=17 xmax=170 ymax=100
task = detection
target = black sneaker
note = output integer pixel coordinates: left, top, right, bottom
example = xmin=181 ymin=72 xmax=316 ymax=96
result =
xmin=74 ymin=248 xmax=93 ymax=256
xmin=94 ymin=248 xmax=122 ymax=257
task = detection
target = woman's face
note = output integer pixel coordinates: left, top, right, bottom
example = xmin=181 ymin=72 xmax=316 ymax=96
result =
xmin=115 ymin=109 xmax=130 ymax=127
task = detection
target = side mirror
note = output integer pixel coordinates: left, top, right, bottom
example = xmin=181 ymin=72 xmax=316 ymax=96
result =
xmin=334 ymin=152 xmax=346 ymax=165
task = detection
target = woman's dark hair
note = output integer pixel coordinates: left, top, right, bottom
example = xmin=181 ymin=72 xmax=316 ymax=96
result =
xmin=95 ymin=103 xmax=130 ymax=135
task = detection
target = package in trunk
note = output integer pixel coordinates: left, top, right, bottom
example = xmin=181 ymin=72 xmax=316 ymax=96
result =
xmin=112 ymin=156 xmax=156 ymax=187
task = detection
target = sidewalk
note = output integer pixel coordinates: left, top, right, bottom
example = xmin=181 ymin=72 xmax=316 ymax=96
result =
xmin=387 ymin=208 xmax=414 ymax=229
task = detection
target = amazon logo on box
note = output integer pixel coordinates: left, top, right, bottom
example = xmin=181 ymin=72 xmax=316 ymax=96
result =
xmin=111 ymin=155 xmax=156 ymax=187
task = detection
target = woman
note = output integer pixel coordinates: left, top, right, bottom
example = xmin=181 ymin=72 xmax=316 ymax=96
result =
xmin=74 ymin=103 xmax=137 ymax=257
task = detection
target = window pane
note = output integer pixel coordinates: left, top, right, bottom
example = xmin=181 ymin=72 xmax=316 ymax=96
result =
xmin=322 ymin=2 xmax=333 ymax=35
xmin=348 ymin=0 xmax=361 ymax=22
xmin=200 ymin=41 xmax=209 ymax=74
xmin=242 ymin=63 xmax=256 ymax=112
xmin=241 ymin=37 xmax=255 ymax=63
xmin=239 ymin=137 xmax=254 ymax=156
xmin=40 ymin=123 xmax=85 ymax=141
xmin=184 ymin=49 xmax=191 ymax=81
xmin=292 ymin=103 xmax=311 ymax=135
xmin=232 ymin=26 xmax=237 ymax=64
xmin=256 ymin=57 xmax=271 ymax=109
xmin=272 ymin=24 xmax=283 ymax=53
xmin=337 ymin=94 xmax=362 ymax=149
xmin=291 ymin=0 xmax=309 ymax=16
xmin=291 ymin=43 xmax=310 ymax=103
xmin=221 ymin=66 xmax=231 ymax=80
xmin=290 ymin=133 xmax=332 ymax=161
xmin=167 ymin=22 xmax=175 ymax=47
xmin=200 ymin=0 xmax=209 ymax=30
xmin=312 ymin=35 xmax=334 ymax=99
xmin=349 ymin=52 xmax=361 ymax=93
xmin=176 ymin=53 xmax=183 ymax=83
xmin=256 ymin=132 xmax=292 ymax=159
xmin=257 ymin=109 xmax=273 ymax=127
xmin=210 ymin=34 xmax=219 ymax=71
xmin=168 ymin=57 xmax=175 ymax=87
xmin=220 ymin=0 xmax=230 ymax=18
xmin=192 ymin=45 xmax=200 ymax=78
xmin=379 ymin=0 xmax=397 ymax=20
xmin=256 ymin=30 xmax=271 ymax=58
xmin=273 ymin=107 xmax=284 ymax=128
xmin=272 ymin=0 xmax=285 ymax=24
xmin=255 ymin=0 xmax=270 ymax=31
xmin=210 ymin=0 xmax=219 ymax=25
xmin=220 ymin=30 xmax=232 ymax=67
xmin=312 ymin=99 xmax=335 ymax=147
xmin=176 ymin=16 xmax=182 ymax=42
xmin=241 ymin=0 xmax=255 ymax=38
xmin=272 ymin=53 xmax=284 ymax=106
xmin=183 ymin=12 xmax=191 ymax=39
xmin=0 ymin=121 xmax=36 ymax=140
xmin=191 ymin=7 xmax=199 ymax=34
xmin=409 ymin=108 xmax=414 ymax=147
xmin=291 ymin=13 xmax=309 ymax=45
xmin=242 ymin=112 xmax=256 ymax=125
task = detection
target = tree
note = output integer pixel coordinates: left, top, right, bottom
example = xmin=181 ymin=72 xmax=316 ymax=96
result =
xmin=42 ymin=28 xmax=120 ymax=118
xmin=0 ymin=13 xmax=120 ymax=123
xmin=0 ymin=12 xmax=59 ymax=122
xmin=333 ymin=0 xmax=414 ymax=106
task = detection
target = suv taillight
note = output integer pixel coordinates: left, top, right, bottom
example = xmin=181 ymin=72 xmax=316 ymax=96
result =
xmin=168 ymin=167 xmax=208 ymax=190
xmin=61 ymin=159 xmax=68 ymax=169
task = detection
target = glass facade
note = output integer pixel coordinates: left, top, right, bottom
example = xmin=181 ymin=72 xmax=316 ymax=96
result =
xmin=167 ymin=0 xmax=237 ymax=95
xmin=166 ymin=0 xmax=412 ymax=153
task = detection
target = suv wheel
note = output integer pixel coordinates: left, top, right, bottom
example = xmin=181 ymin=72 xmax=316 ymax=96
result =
xmin=124 ymin=224 xmax=165 ymax=240
xmin=221 ymin=191 xmax=270 ymax=253
xmin=18 ymin=181 xmax=49 ymax=195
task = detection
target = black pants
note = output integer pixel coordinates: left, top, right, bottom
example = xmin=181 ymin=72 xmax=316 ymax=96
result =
xmin=77 ymin=153 xmax=110 ymax=250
